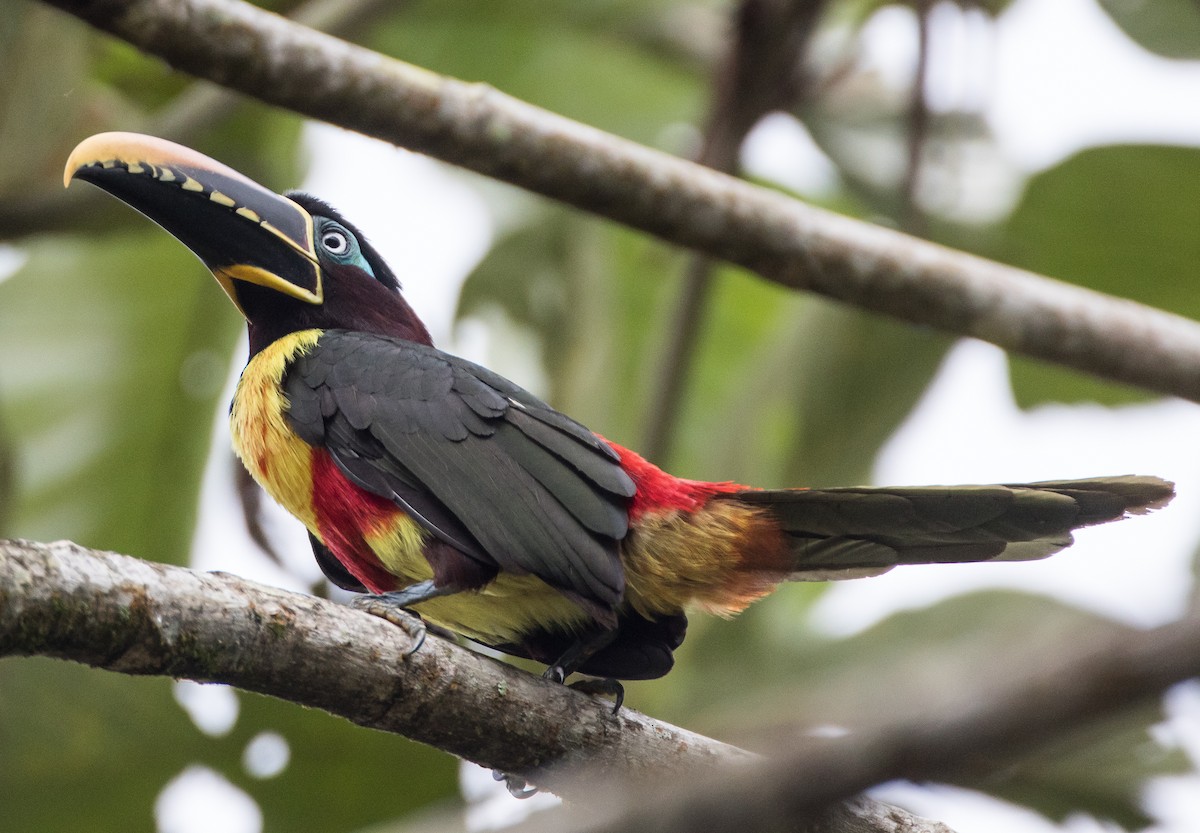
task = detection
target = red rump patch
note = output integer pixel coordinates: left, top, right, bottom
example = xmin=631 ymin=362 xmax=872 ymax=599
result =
xmin=603 ymin=439 xmax=743 ymax=520
xmin=310 ymin=449 xmax=403 ymax=593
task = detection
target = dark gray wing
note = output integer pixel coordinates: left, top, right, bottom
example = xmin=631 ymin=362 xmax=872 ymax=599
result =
xmin=284 ymin=329 xmax=634 ymax=607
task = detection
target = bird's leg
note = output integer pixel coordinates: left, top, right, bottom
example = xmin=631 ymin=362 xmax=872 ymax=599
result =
xmin=544 ymin=629 xmax=624 ymax=712
xmin=361 ymin=581 xmax=551 ymax=801
xmin=351 ymin=579 xmax=454 ymax=656
xmin=544 ymin=628 xmax=617 ymax=678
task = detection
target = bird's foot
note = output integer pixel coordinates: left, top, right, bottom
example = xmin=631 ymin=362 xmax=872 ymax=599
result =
xmin=487 ymin=669 xmax=623 ymax=798
xmin=569 ymin=677 xmax=625 ymax=714
xmin=492 ymin=768 xmax=540 ymax=799
xmin=350 ymin=579 xmax=457 ymax=656
xmin=350 ymin=594 xmax=427 ymax=657
xmin=543 ymin=665 xmax=624 ymax=714
xmin=543 ymin=664 xmax=568 ymax=685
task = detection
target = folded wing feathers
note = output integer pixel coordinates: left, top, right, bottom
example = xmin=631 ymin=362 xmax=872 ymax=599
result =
xmin=490 ymin=421 xmax=630 ymax=538
xmin=284 ymin=331 xmax=630 ymax=607
xmin=503 ymin=408 xmax=636 ymax=497
xmin=461 ymin=362 xmax=624 ymax=463
xmin=381 ymin=422 xmax=625 ymax=604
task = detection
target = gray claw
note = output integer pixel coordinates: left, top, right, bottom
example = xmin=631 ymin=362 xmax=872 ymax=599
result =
xmin=352 ymin=596 xmax=427 ymax=657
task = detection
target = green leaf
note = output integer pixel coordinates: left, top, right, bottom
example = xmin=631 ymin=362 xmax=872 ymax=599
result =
xmin=990 ymin=705 xmax=1176 ymax=829
xmin=696 ymin=296 xmax=949 ymax=488
xmin=667 ymin=265 xmax=803 ymax=482
xmin=1097 ymin=0 xmax=1200 ymax=60
xmin=458 ymin=205 xmax=686 ymax=445
xmin=1001 ymin=145 xmax=1200 ymax=407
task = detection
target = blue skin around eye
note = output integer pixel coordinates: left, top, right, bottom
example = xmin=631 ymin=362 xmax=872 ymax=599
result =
xmin=315 ymin=217 xmax=376 ymax=279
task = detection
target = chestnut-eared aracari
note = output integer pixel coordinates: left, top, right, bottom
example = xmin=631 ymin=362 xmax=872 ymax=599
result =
xmin=66 ymin=132 xmax=1174 ymax=687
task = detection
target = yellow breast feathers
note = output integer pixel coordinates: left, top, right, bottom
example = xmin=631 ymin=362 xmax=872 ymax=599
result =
xmin=229 ymin=329 xmax=322 ymax=532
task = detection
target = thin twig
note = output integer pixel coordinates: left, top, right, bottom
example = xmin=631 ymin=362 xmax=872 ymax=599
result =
xmin=36 ymin=0 xmax=1200 ymax=402
xmin=642 ymin=0 xmax=829 ymax=463
xmin=642 ymin=256 xmax=717 ymax=462
xmin=899 ymin=0 xmax=933 ymax=236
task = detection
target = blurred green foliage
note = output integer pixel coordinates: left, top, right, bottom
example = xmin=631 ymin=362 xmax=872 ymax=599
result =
xmin=1098 ymin=0 xmax=1200 ymax=60
xmin=1002 ymin=145 xmax=1200 ymax=408
xmin=1 ymin=0 xmax=1197 ymax=831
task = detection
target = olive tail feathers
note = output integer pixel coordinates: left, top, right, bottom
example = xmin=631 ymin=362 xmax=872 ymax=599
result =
xmin=730 ymin=476 xmax=1174 ymax=580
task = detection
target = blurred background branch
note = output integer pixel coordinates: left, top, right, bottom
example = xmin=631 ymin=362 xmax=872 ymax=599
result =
xmin=0 ymin=0 xmax=397 ymax=240
xmin=34 ymin=0 xmax=1200 ymax=404
xmin=642 ymin=0 xmax=828 ymax=464
xmin=529 ymin=603 xmax=1200 ymax=833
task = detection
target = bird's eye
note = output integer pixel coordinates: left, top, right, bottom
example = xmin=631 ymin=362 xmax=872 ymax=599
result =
xmin=313 ymin=217 xmax=377 ymax=279
xmin=321 ymin=229 xmax=350 ymax=255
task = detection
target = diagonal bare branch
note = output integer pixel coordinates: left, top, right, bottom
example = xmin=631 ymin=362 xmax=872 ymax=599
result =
xmin=0 ymin=537 xmax=947 ymax=833
xmin=34 ymin=0 xmax=1200 ymax=404
xmin=9 ymin=537 xmax=1200 ymax=832
xmin=0 ymin=539 xmax=748 ymax=788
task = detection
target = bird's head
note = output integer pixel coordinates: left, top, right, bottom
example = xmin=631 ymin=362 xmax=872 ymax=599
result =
xmin=64 ymin=132 xmax=432 ymax=354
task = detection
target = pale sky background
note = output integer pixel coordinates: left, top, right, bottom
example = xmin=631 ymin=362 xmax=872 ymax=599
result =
xmin=143 ymin=0 xmax=1200 ymax=830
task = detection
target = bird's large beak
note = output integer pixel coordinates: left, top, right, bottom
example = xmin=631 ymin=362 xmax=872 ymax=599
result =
xmin=64 ymin=131 xmax=322 ymax=312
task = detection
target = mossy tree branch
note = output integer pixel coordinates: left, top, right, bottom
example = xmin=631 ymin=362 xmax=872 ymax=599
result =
xmin=0 ymin=538 xmax=949 ymax=833
xmin=7 ymin=539 xmax=1200 ymax=832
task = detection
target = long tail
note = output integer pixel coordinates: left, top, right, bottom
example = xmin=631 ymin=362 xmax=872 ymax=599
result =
xmin=730 ymin=476 xmax=1175 ymax=580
